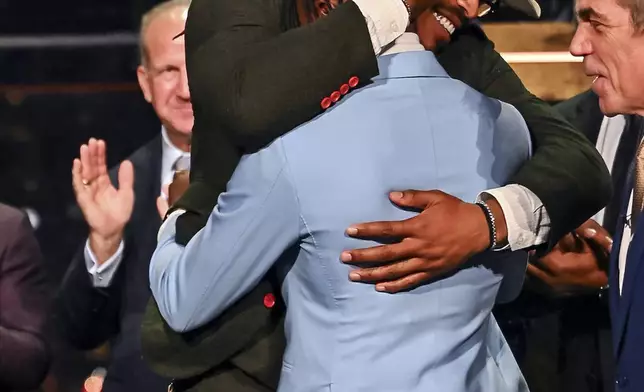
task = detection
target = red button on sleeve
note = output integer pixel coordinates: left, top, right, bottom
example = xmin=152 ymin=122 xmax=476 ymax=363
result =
xmin=321 ymin=97 xmax=332 ymax=109
xmin=263 ymin=293 xmax=276 ymax=309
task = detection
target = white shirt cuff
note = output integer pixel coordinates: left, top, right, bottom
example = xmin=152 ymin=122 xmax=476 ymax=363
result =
xmin=477 ymin=184 xmax=551 ymax=251
xmin=84 ymin=239 xmax=125 ymax=288
xmin=352 ymin=0 xmax=409 ymax=55
xmin=157 ymin=209 xmax=186 ymax=243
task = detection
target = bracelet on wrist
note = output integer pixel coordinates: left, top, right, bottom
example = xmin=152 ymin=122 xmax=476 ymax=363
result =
xmin=400 ymin=0 xmax=412 ymax=20
xmin=476 ymin=201 xmax=498 ymax=250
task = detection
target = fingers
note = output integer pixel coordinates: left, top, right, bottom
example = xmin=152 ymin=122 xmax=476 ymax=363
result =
xmin=348 ymin=257 xmax=430 ymax=283
xmin=341 ymin=239 xmax=419 ymax=264
xmin=118 ymin=160 xmax=135 ymax=191
xmin=557 ymin=233 xmax=580 ymax=253
xmin=95 ymin=139 xmax=110 ymax=188
xmin=72 ymin=158 xmax=92 ymax=208
xmin=373 ymin=271 xmax=432 ymax=293
xmin=529 ymin=248 xmax=566 ymax=275
xmin=526 ymin=264 xmax=555 ymax=285
xmin=346 ymin=218 xmax=414 ymax=239
xmin=79 ymin=143 xmax=95 ymax=182
xmin=579 ymin=225 xmax=613 ymax=253
xmin=156 ymin=196 xmax=169 ymax=219
xmin=389 ymin=190 xmax=444 ymax=210
xmin=71 ymin=158 xmax=85 ymax=194
xmin=89 ymin=138 xmax=100 ymax=178
xmin=79 ymin=138 xmax=106 ymax=185
xmin=161 ymin=184 xmax=169 ymax=200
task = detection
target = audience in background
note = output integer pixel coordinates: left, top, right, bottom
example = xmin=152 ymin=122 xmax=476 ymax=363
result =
xmin=0 ymin=203 xmax=50 ymax=391
xmin=52 ymin=1 xmax=192 ymax=391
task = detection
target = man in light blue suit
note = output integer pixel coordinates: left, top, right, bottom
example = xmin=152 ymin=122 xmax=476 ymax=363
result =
xmin=149 ymin=25 xmax=532 ymax=392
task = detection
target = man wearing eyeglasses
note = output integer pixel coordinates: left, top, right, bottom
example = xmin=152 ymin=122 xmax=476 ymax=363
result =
xmin=141 ymin=0 xmax=611 ymax=390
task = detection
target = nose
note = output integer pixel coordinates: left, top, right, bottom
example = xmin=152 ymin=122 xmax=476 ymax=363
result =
xmin=177 ymin=65 xmax=190 ymax=101
xmin=456 ymin=0 xmax=480 ymax=19
xmin=569 ymin=25 xmax=591 ymax=57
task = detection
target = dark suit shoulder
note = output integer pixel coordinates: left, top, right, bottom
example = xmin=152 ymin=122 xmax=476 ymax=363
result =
xmin=555 ymin=89 xmax=599 ymax=118
xmin=555 ymin=89 xmax=603 ymax=142
xmin=108 ymin=135 xmax=162 ymax=187
xmin=110 ymin=136 xmax=161 ymax=175
xmin=0 ymin=203 xmax=26 ymax=228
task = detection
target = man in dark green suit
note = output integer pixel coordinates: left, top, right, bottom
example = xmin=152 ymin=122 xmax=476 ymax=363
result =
xmin=141 ymin=0 xmax=613 ymax=390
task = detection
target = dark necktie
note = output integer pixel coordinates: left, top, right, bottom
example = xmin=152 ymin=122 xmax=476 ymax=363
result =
xmin=603 ymin=115 xmax=643 ymax=235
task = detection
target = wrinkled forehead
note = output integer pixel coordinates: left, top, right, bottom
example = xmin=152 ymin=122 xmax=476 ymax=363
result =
xmin=575 ymin=0 xmax=628 ymax=21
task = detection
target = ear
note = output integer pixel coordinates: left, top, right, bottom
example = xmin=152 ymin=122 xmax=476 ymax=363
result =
xmin=137 ymin=65 xmax=153 ymax=103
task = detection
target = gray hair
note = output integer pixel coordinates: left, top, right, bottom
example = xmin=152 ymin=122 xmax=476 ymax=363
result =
xmin=616 ymin=0 xmax=644 ymax=31
xmin=139 ymin=0 xmax=191 ymax=65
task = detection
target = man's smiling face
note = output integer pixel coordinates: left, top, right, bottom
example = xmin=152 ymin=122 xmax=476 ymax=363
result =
xmin=570 ymin=0 xmax=644 ymax=115
xmin=414 ymin=0 xmax=487 ymax=51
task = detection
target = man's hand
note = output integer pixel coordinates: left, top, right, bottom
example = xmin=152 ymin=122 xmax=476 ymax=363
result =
xmin=341 ymin=190 xmax=506 ymax=293
xmin=527 ymin=219 xmax=611 ymax=295
xmin=156 ymin=170 xmax=190 ymax=219
xmin=156 ymin=185 xmax=171 ymax=219
xmin=71 ymin=138 xmax=134 ymax=264
xmin=169 ymin=170 xmax=190 ymax=205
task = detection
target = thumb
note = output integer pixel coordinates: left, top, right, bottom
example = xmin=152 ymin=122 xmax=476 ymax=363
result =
xmin=389 ymin=190 xmax=443 ymax=209
xmin=156 ymin=196 xmax=169 ymax=219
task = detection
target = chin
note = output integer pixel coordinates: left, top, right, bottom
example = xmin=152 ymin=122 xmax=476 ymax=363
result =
xmin=598 ymin=97 xmax=626 ymax=117
xmin=167 ymin=121 xmax=194 ymax=136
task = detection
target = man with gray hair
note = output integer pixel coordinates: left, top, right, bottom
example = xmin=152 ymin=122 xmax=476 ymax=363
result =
xmin=53 ymin=1 xmax=193 ymax=391
xmin=559 ymin=0 xmax=644 ymax=389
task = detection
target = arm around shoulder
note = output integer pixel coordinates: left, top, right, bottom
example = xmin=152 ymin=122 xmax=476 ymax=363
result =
xmin=477 ymin=38 xmax=612 ymax=250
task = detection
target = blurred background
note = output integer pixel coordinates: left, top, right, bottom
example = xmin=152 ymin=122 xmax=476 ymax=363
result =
xmin=0 ymin=0 xmax=587 ymax=390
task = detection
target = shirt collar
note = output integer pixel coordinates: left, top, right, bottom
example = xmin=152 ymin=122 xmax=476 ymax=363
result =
xmin=161 ymin=126 xmax=190 ymax=183
xmin=381 ymin=33 xmax=426 ymax=56
xmin=374 ymin=37 xmax=449 ymax=81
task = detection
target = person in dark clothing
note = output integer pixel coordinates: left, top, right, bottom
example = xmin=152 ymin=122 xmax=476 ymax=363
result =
xmin=0 ymin=203 xmax=50 ymax=391
xmin=139 ymin=0 xmax=611 ymax=390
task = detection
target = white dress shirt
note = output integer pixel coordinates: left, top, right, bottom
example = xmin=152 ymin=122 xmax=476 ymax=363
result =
xmin=85 ymin=127 xmax=189 ymax=287
xmin=619 ymin=195 xmax=633 ymax=293
xmin=589 ymin=114 xmax=634 ymax=294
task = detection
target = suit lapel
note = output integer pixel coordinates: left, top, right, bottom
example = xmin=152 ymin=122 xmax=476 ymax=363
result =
xmin=131 ymin=135 xmax=163 ymax=228
xmin=574 ymin=94 xmax=602 ymax=144
xmin=610 ymin=219 xmax=623 ymax=355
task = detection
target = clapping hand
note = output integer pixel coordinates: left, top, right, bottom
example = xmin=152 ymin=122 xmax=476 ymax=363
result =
xmin=71 ymin=138 xmax=135 ymax=263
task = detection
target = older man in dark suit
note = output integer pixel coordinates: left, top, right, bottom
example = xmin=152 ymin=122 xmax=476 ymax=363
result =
xmin=53 ymin=1 xmax=193 ymax=391
xmin=522 ymin=90 xmax=636 ymax=392
xmin=0 ymin=203 xmax=50 ymax=391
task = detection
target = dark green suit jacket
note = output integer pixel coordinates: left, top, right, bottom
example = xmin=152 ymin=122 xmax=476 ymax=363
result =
xmin=141 ymin=1 xmax=612 ymax=390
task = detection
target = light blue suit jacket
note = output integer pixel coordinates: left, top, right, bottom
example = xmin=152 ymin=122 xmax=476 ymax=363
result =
xmin=150 ymin=50 xmax=532 ymax=392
